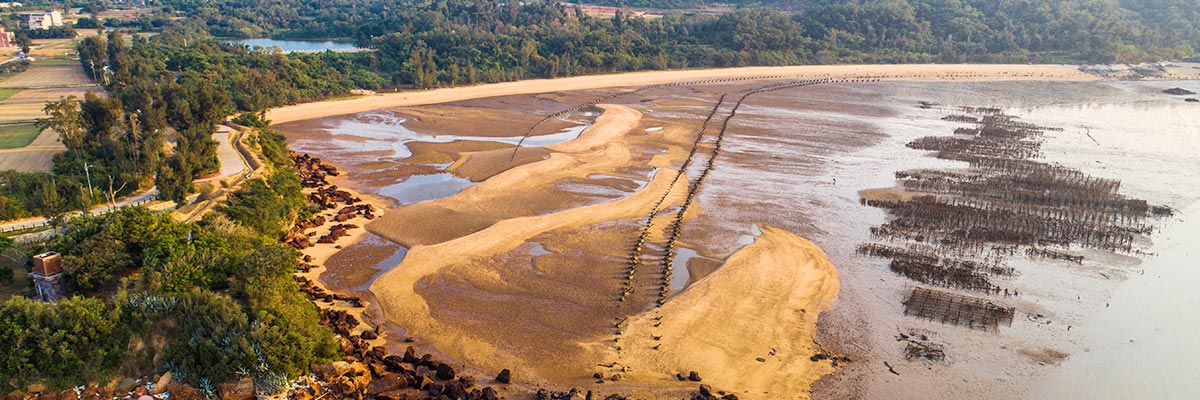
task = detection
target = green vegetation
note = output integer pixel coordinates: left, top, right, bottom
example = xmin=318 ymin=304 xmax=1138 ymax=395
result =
xmin=159 ymin=0 xmax=1197 ymax=85
xmin=0 ymin=296 xmax=125 ymax=388
xmin=0 ymin=124 xmax=42 ymax=149
xmin=220 ymin=170 xmax=309 ymax=237
xmin=0 ymin=88 xmax=20 ymax=101
xmin=0 ymin=199 xmax=335 ymax=390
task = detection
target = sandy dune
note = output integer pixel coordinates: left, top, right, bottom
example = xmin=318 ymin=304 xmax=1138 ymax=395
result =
xmin=617 ymin=226 xmax=840 ymax=399
xmin=267 ymin=64 xmax=1093 ymax=124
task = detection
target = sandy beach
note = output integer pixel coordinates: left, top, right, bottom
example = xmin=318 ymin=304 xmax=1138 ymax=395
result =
xmin=267 ymin=64 xmax=1094 ymax=124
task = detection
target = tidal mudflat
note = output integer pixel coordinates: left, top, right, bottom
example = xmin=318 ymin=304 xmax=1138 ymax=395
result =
xmin=276 ymin=73 xmax=1199 ymax=399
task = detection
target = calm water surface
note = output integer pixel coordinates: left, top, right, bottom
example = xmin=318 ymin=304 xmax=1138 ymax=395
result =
xmin=235 ymin=38 xmax=363 ymax=52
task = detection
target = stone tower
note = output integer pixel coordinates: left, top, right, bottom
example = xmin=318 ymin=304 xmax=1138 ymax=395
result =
xmin=31 ymin=251 xmax=67 ymax=302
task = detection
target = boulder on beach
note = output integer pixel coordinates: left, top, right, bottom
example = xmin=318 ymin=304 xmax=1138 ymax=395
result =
xmin=1163 ymin=87 xmax=1196 ymax=95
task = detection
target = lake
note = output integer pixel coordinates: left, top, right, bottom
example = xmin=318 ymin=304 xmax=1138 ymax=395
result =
xmin=234 ymin=38 xmax=363 ymax=53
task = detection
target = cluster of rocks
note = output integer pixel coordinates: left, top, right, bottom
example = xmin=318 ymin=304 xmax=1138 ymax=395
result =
xmin=809 ymin=352 xmax=852 ymax=367
xmin=310 ymin=185 xmax=360 ymax=210
xmin=308 ymin=301 xmax=519 ymax=400
xmin=673 ymin=371 xmax=703 ymax=382
xmin=284 ymin=204 xmax=372 ymax=250
xmin=534 ymin=388 xmax=630 ymax=400
xmin=336 ymin=203 xmax=377 ymax=222
xmin=3 ymin=373 xmax=210 ymax=400
xmin=688 ymin=384 xmax=739 ymax=400
xmin=297 ymin=276 xmax=364 ymax=307
xmin=318 ymin=223 xmax=359 ymax=244
xmin=284 ymin=215 xmax=325 ymax=249
xmin=303 ymin=343 xmax=510 ymax=400
xmin=293 ymin=152 xmax=340 ymax=188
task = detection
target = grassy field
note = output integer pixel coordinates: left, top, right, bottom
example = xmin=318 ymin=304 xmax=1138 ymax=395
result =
xmin=0 ymin=123 xmax=44 ymax=149
xmin=0 ymin=88 xmax=19 ymax=101
xmin=29 ymin=58 xmax=82 ymax=67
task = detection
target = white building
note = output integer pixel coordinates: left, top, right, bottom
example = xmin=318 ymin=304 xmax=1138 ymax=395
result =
xmin=0 ymin=26 xmax=15 ymax=48
xmin=27 ymin=10 xmax=64 ymax=30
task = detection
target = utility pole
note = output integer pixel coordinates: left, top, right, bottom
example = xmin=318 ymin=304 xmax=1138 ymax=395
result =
xmin=83 ymin=163 xmax=93 ymax=196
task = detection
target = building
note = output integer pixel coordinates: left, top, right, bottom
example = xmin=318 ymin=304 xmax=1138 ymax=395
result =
xmin=27 ymin=10 xmax=64 ymax=30
xmin=31 ymin=251 xmax=68 ymax=302
xmin=0 ymin=26 xmax=14 ymax=48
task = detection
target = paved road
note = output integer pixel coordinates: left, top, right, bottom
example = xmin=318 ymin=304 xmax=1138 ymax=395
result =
xmin=196 ymin=125 xmax=248 ymax=182
xmin=0 ymin=187 xmax=160 ymax=236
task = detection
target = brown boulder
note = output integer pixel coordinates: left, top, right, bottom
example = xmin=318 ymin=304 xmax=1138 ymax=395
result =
xmin=435 ymin=363 xmax=456 ymax=381
xmin=366 ymin=374 xmax=409 ymax=395
xmin=217 ymin=377 xmax=255 ymax=400
xmin=331 ymin=362 xmax=373 ymax=396
xmin=496 ymin=368 xmax=512 ymax=384
xmin=361 ymin=330 xmax=378 ymax=340
xmin=151 ymin=371 xmax=172 ymax=395
xmin=442 ymin=380 xmax=468 ymax=398
xmin=316 ymin=361 xmax=353 ymax=382
xmin=166 ymin=383 xmax=204 ymax=400
xmin=402 ymin=346 xmax=419 ymax=364
xmin=415 ymin=375 xmax=434 ymax=391
xmin=688 ymin=371 xmax=703 ymax=381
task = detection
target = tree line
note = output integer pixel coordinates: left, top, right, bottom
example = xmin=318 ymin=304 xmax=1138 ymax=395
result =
xmin=163 ymin=0 xmax=1197 ymax=84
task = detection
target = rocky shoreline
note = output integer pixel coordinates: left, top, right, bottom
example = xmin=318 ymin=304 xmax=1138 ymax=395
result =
xmin=287 ymin=151 xmax=517 ymax=400
xmin=288 ymin=153 xmax=730 ymax=400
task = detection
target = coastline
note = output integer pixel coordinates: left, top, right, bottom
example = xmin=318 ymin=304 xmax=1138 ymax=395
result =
xmin=266 ymin=64 xmax=1098 ymax=124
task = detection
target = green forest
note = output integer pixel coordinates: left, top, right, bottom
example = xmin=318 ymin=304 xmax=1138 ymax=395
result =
xmin=169 ymin=0 xmax=1199 ymax=67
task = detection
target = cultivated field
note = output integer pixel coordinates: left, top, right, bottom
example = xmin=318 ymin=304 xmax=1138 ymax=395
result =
xmin=0 ymin=64 xmax=92 ymax=88
xmin=0 ymin=123 xmax=42 ymax=149
xmin=0 ymin=60 xmax=92 ymax=172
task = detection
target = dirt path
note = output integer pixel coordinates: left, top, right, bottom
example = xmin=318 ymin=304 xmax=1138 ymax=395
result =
xmin=267 ymin=64 xmax=1094 ymax=124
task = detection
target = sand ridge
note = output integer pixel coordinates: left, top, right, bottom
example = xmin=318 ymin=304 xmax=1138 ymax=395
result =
xmin=369 ymin=104 xmax=644 ymax=247
xmin=266 ymin=64 xmax=1095 ymax=124
xmin=369 ymin=104 xmax=694 ymax=375
xmin=614 ymin=226 xmax=840 ymax=399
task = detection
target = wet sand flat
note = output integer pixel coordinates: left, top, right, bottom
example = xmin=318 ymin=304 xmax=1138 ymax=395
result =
xmin=275 ymin=70 xmax=1199 ymax=399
